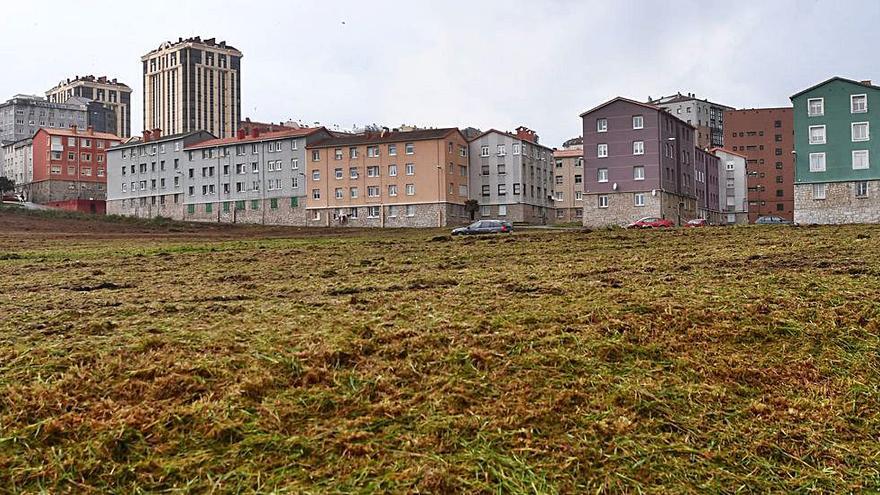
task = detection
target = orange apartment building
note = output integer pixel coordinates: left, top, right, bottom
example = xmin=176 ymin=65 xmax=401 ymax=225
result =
xmin=304 ymin=128 xmax=471 ymax=227
xmin=552 ymin=148 xmax=584 ymax=223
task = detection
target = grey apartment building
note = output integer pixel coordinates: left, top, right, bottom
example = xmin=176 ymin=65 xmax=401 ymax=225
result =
xmin=711 ymin=148 xmax=749 ymax=224
xmin=143 ymin=37 xmax=242 ymax=138
xmin=467 ymin=127 xmax=555 ymax=224
xmin=106 ymin=130 xmax=214 ymax=218
xmin=649 ymin=93 xmax=734 ymax=149
xmin=107 ymin=127 xmax=332 ymax=225
xmin=0 ymin=94 xmax=87 ymax=144
xmin=581 ymin=97 xmax=698 ymax=227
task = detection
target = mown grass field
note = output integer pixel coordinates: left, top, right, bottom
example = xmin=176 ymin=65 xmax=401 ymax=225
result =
xmin=1 ymin=212 xmax=879 ymax=493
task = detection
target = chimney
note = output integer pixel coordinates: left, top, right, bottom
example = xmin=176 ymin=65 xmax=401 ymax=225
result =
xmin=87 ymin=125 xmax=94 ymax=135
xmin=152 ymin=128 xmax=162 ymax=139
xmin=143 ymin=130 xmax=152 ymax=142
xmin=861 ymin=80 xmax=873 ymax=86
xmin=251 ymin=128 xmax=260 ymax=138
xmin=515 ymin=126 xmax=538 ymax=144
xmin=70 ymin=124 xmax=78 ymax=134
xmin=237 ymin=128 xmax=246 ymax=140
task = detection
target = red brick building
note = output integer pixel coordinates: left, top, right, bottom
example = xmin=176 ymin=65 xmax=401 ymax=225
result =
xmin=19 ymin=126 xmax=121 ymax=212
xmin=724 ymin=108 xmax=794 ymax=222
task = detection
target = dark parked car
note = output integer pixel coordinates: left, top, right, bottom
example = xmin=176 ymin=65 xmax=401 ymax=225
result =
xmin=452 ymin=220 xmax=513 ymax=236
xmin=755 ymin=216 xmax=792 ymax=225
xmin=626 ymin=217 xmax=675 ymax=229
xmin=685 ymin=218 xmax=709 ymax=228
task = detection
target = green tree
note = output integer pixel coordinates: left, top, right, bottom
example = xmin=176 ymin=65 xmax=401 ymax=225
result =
xmin=0 ymin=177 xmax=14 ymax=197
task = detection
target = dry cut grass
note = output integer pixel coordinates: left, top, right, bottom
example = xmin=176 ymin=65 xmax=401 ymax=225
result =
xmin=1 ymin=218 xmax=879 ymax=493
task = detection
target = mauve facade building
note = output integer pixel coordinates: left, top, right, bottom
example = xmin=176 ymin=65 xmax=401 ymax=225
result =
xmin=581 ymin=97 xmax=698 ymax=227
xmin=695 ymin=147 xmax=721 ymax=222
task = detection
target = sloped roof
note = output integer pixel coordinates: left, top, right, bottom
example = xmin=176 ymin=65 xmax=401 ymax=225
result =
xmin=466 ymin=128 xmax=552 ymax=150
xmin=579 ymin=97 xmax=662 ymax=118
xmin=36 ymin=127 xmax=119 ymax=141
xmin=307 ymin=128 xmax=463 ymax=149
xmin=186 ymin=127 xmax=326 ymax=151
xmin=790 ymin=76 xmax=880 ymax=100
xmin=553 ymin=149 xmax=583 ymax=158
xmin=708 ymin=147 xmax=748 ymax=160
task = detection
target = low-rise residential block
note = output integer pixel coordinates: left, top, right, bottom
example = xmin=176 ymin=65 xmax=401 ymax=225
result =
xmin=552 ymin=148 xmax=584 ymax=223
xmin=467 ymin=127 xmax=555 ymax=224
xmin=305 ymin=128 xmax=471 ymax=227
xmin=792 ymin=77 xmax=880 ymax=224
xmin=711 ymin=148 xmax=750 ymax=224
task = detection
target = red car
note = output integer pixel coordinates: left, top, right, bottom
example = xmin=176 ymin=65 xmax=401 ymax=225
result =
xmin=685 ymin=218 xmax=709 ymax=228
xmin=626 ymin=217 xmax=674 ymax=229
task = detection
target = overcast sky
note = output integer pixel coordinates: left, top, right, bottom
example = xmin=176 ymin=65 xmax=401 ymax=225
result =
xmin=1 ymin=0 xmax=877 ymax=146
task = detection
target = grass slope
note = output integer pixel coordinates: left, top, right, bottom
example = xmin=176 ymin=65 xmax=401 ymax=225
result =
xmin=1 ymin=223 xmax=879 ymax=493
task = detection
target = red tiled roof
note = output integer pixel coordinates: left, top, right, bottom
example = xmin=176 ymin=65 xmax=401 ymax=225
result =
xmin=185 ymin=127 xmax=327 ymax=150
xmin=36 ymin=127 xmax=120 ymax=141
xmin=553 ymin=149 xmax=583 ymax=158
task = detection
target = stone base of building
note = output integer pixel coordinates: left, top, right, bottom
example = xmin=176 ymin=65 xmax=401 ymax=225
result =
xmin=794 ymin=181 xmax=880 ymax=224
xmin=551 ymin=207 xmax=584 ymax=224
xmin=19 ymin=180 xmax=106 ymax=204
xmin=473 ymin=202 xmax=552 ymax=225
xmin=306 ymin=202 xmax=470 ymax=228
xmin=583 ymin=191 xmax=696 ymax=228
xmin=107 ymin=196 xmax=310 ymax=226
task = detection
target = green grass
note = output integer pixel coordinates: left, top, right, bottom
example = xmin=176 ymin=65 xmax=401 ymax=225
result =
xmin=1 ymin=223 xmax=880 ymax=493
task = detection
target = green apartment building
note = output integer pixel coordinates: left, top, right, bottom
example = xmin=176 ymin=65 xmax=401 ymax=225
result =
xmin=792 ymin=77 xmax=880 ymax=224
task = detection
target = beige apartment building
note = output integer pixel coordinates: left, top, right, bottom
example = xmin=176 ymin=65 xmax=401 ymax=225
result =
xmin=552 ymin=148 xmax=584 ymax=223
xmin=305 ymin=128 xmax=471 ymax=227
xmin=142 ymin=37 xmax=242 ymax=138
xmin=46 ymin=76 xmax=132 ymax=138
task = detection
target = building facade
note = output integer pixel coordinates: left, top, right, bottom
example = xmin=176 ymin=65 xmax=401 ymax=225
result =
xmin=107 ymin=127 xmax=331 ymax=224
xmin=581 ymin=97 xmax=697 ymax=228
xmin=16 ymin=127 xmax=121 ymax=212
xmin=46 ymin=76 xmax=132 ymax=138
xmin=305 ymin=128 xmax=471 ymax=227
xmin=792 ymin=77 xmax=880 ymax=224
xmin=142 ymin=37 xmax=242 ymax=138
xmin=2 ymin=138 xmax=33 ymax=187
xmin=724 ymin=108 xmax=795 ymax=222
xmin=552 ymin=148 xmax=584 ymax=223
xmin=0 ymin=95 xmax=88 ymax=144
xmin=467 ymin=127 xmax=555 ymax=224
xmin=649 ymin=93 xmax=734 ymax=148
xmin=710 ymin=148 xmax=750 ymax=224
xmin=694 ymin=147 xmax=721 ymax=223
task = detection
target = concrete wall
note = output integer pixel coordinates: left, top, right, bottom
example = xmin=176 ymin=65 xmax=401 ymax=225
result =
xmin=794 ymin=181 xmax=880 ymax=224
xmin=305 ymin=202 xmax=469 ymax=228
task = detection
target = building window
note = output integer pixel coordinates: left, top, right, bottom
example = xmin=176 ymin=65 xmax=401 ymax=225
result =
xmin=335 ymin=188 xmax=344 ymax=199
xmin=497 ymin=145 xmax=506 ymax=156
xmin=405 ymin=143 xmax=414 ymax=155
xmin=497 ymin=164 xmax=506 ymax=175
xmin=312 ymin=170 xmax=320 ymax=181
xmin=597 ymin=168 xmax=609 ymax=183
xmin=388 ymin=184 xmax=398 ymax=196
xmin=334 ymin=149 xmax=343 ymax=160
xmin=405 ymin=163 xmax=415 ymax=175
xmin=634 ymin=166 xmax=645 ymax=180
xmin=350 ymin=167 xmax=359 ymax=179
xmin=513 ymin=143 xmax=520 ymax=155
xmin=367 ymin=186 xmax=380 ymax=197
xmin=312 ymin=189 xmax=321 ymax=200
xmin=633 ymin=141 xmax=644 ymax=155
xmin=852 ymin=122 xmax=870 ymax=142
xmin=388 ymin=164 xmax=398 ymax=176
xmin=812 ymin=183 xmax=827 ymax=200
xmin=498 ymin=205 xmax=507 ymax=217
xmin=597 ymin=118 xmax=608 ymax=133
xmin=574 ymin=174 xmax=583 ymax=184
xmin=367 ymin=166 xmax=380 ymax=177
xmin=349 ymin=147 xmax=358 ymax=159
xmin=853 ymin=150 xmax=870 ymax=170
xmin=480 ymin=146 xmax=489 ymax=157
xmin=597 ymin=144 xmax=608 ymax=158
xmin=350 ymin=187 xmax=359 ymax=198
xmin=513 ymin=183 xmax=521 ymax=195
xmin=856 ymin=181 xmax=869 ymax=197
xmin=852 ymin=94 xmax=868 ymax=114
xmin=367 ymin=146 xmax=380 ymax=158
xmin=632 ymin=115 xmax=644 ymax=129
xmin=807 ymin=98 xmax=824 ymax=117
xmin=406 ymin=184 xmax=415 ymax=196
xmin=598 ymin=195 xmax=609 ymax=208
xmin=367 ymin=206 xmax=380 ymax=218
xmin=498 ymin=184 xmax=507 ymax=196
xmin=480 ymin=206 xmax=491 ymax=217
xmin=312 ymin=150 xmax=320 ymax=161
xmin=388 ymin=144 xmax=397 ymax=156
xmin=809 ymin=125 xmax=826 ymax=145
xmin=634 ymin=193 xmax=646 ymax=207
